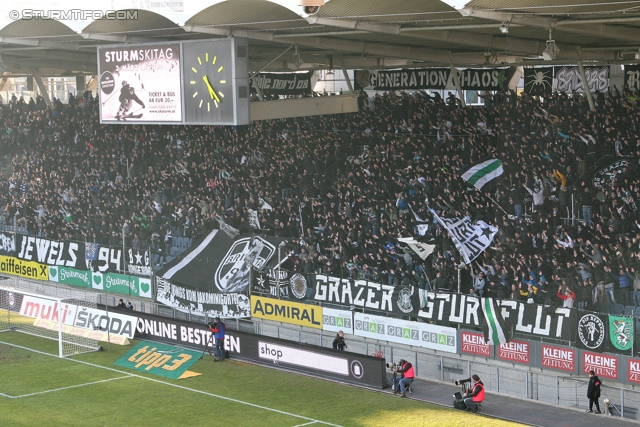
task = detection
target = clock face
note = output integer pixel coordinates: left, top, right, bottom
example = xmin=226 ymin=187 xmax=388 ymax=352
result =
xmin=183 ymin=41 xmax=235 ymax=124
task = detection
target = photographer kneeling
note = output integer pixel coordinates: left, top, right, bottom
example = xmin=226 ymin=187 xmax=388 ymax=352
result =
xmin=462 ymin=375 xmax=485 ymax=412
xmin=392 ymin=359 xmax=414 ymax=398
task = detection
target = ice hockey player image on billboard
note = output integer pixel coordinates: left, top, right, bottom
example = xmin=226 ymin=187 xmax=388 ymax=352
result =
xmin=98 ymin=43 xmax=182 ymax=123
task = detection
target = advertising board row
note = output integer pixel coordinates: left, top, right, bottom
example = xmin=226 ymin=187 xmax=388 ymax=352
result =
xmin=460 ymin=330 xmax=640 ymax=383
xmin=249 ymin=295 xmax=458 ymax=354
xmin=133 ymin=308 xmax=387 ymax=388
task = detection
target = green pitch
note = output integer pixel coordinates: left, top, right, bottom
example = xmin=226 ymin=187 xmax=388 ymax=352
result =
xmin=0 ymin=332 xmax=524 ymax=427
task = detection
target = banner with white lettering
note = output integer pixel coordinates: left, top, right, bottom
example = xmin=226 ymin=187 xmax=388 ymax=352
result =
xmin=554 ymin=66 xmax=610 ymax=93
xmin=429 ymin=210 xmax=498 ymax=265
xmin=16 ymin=235 xmax=86 ymax=270
xmin=251 ymin=71 xmax=313 ymax=95
xmin=524 ymin=67 xmax=553 ymax=96
xmin=311 ymin=275 xmax=417 ymax=316
xmin=354 ymin=67 xmax=509 ymax=91
xmin=418 ymin=292 xmax=577 ymax=342
xmin=125 ymin=249 xmax=152 ymax=276
xmin=156 ymin=276 xmax=251 ymax=319
xmin=541 ymin=343 xmax=577 ymax=373
xmin=576 ymin=311 xmax=607 ymax=352
xmin=251 ymin=267 xmax=291 ymax=299
xmin=354 ymin=312 xmax=457 ymax=353
xmin=0 ymin=232 xmax=16 ymax=256
xmin=623 ymin=64 xmax=640 ymax=93
xmin=157 ymin=230 xmax=284 ymax=294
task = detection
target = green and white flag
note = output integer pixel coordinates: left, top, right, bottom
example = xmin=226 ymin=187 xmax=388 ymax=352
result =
xmin=609 ymin=315 xmax=633 ymax=352
xmin=461 ymin=159 xmax=504 ymax=190
xmin=481 ymin=297 xmax=510 ymax=345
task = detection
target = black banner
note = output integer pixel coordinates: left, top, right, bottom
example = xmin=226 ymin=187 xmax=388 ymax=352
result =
xmin=157 ymin=230 xmax=284 ymax=294
xmin=251 ymin=268 xmax=291 ymax=299
xmin=354 ymin=67 xmax=508 ymax=91
xmin=125 ymin=249 xmax=152 ymax=276
xmin=251 ymin=71 xmax=313 ymax=95
xmin=524 ymin=67 xmax=553 ymax=96
xmin=310 ymin=275 xmax=417 ymax=316
xmin=0 ymin=232 xmax=16 ymax=256
xmin=624 ymin=64 xmax=640 ymax=92
xmin=576 ymin=311 xmax=607 ymax=352
xmin=418 ymin=292 xmax=577 ymax=342
xmin=133 ymin=309 xmax=387 ymax=388
xmin=15 ymin=235 xmax=85 ymax=270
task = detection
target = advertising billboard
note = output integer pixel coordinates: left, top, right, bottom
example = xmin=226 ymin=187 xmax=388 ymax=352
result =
xmin=98 ymin=43 xmax=183 ymax=123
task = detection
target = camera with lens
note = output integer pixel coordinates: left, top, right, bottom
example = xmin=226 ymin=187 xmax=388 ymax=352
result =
xmin=386 ymin=362 xmax=398 ymax=370
xmin=454 ymin=378 xmax=471 ymax=386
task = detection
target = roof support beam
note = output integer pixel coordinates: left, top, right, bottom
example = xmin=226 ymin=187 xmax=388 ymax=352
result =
xmin=461 ymin=9 xmax=640 ymax=43
xmin=30 ymin=68 xmax=51 ymax=107
xmin=0 ymin=37 xmax=80 ymax=51
xmin=304 ymin=16 xmax=615 ymax=61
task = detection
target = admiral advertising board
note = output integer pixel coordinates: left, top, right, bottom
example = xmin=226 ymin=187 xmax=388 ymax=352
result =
xmin=133 ymin=310 xmax=386 ymax=388
xmin=250 ymin=295 xmax=322 ymax=329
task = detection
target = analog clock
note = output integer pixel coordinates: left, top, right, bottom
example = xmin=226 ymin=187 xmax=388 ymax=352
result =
xmin=182 ymin=38 xmax=249 ymax=125
xmin=188 ymin=52 xmax=228 ymax=113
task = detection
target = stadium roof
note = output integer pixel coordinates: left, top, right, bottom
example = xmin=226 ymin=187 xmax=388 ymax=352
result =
xmin=0 ymin=0 xmax=638 ymax=77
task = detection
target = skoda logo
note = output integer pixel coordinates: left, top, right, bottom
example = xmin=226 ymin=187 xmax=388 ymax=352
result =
xmin=396 ymin=287 xmax=414 ymax=313
xmin=289 ymin=273 xmax=308 ymax=300
xmin=578 ymin=314 xmax=605 ymax=349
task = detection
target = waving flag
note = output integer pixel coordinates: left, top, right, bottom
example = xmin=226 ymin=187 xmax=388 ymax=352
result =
xmin=461 ymin=159 xmax=504 ymax=190
xmin=429 ymin=209 xmax=498 ymax=265
xmin=482 ymin=297 xmax=510 ymax=345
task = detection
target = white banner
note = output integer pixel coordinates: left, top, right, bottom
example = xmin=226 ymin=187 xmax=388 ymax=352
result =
xmin=322 ymin=307 xmax=354 ymax=334
xmin=353 ymin=312 xmax=457 ymax=353
xmin=19 ymin=295 xmax=137 ymax=338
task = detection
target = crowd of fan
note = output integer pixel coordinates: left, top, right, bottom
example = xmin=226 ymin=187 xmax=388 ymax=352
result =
xmin=1 ymin=85 xmax=639 ymax=313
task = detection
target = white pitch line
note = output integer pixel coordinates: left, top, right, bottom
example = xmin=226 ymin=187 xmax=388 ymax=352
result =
xmin=0 ymin=341 xmax=343 ymax=427
xmin=8 ymin=376 xmax=133 ymax=399
xmin=0 ymin=392 xmax=14 ymax=398
xmin=293 ymin=422 xmax=319 ymax=427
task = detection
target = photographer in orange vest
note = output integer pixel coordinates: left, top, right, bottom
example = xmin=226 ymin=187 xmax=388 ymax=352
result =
xmin=463 ymin=374 xmax=485 ymax=412
xmin=392 ymin=359 xmax=414 ymax=398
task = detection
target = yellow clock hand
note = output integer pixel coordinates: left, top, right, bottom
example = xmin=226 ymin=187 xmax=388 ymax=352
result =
xmin=203 ymin=76 xmax=221 ymax=103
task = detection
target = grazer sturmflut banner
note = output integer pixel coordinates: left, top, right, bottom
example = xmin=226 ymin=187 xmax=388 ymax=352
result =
xmin=251 ymin=71 xmax=313 ymax=95
xmin=354 ymin=67 xmax=508 ymax=91
xmin=98 ymin=43 xmax=182 ymax=123
xmin=417 ymin=291 xmax=577 ymax=342
xmin=309 ymin=275 xmax=417 ymax=316
xmin=155 ymin=230 xmax=284 ymax=318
